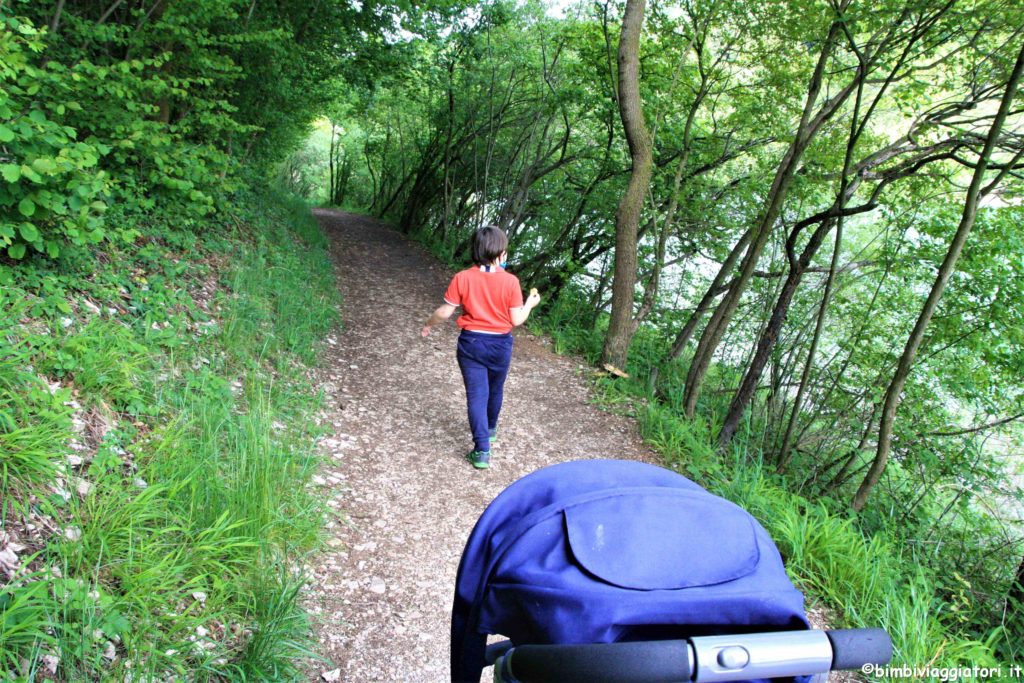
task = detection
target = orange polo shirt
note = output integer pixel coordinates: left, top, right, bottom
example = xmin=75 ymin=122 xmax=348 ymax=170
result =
xmin=443 ymin=265 xmax=525 ymax=334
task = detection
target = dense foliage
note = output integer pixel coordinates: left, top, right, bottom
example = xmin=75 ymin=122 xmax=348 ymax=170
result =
xmin=301 ymin=0 xmax=1024 ymax=668
xmin=0 ymin=0 xmax=465 ymax=259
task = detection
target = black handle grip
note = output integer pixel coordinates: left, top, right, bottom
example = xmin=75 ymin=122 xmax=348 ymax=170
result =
xmin=826 ymin=628 xmax=893 ymax=670
xmin=509 ymin=640 xmax=692 ymax=683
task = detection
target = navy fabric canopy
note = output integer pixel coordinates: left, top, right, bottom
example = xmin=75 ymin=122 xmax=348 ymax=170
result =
xmin=450 ymin=460 xmax=809 ymax=682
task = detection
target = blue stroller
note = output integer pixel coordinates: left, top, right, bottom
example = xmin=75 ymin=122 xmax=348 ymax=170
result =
xmin=450 ymin=460 xmax=892 ymax=682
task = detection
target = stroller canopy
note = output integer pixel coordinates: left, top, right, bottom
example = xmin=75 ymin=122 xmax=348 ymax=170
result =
xmin=450 ymin=460 xmax=808 ymax=682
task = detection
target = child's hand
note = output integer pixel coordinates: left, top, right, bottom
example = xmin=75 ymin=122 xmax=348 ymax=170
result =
xmin=421 ymin=325 xmax=432 ymax=338
xmin=527 ymin=288 xmax=541 ymax=308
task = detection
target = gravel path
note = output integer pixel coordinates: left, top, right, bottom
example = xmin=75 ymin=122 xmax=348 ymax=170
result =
xmin=301 ymin=209 xmax=658 ymax=682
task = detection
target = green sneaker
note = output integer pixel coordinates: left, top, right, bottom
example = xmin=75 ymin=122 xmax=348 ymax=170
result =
xmin=488 ymin=427 xmax=498 ymax=444
xmin=466 ymin=450 xmax=490 ymax=469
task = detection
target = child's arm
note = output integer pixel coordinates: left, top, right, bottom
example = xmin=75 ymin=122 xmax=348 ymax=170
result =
xmin=422 ymin=303 xmax=457 ymax=337
xmin=510 ymin=289 xmax=541 ymax=326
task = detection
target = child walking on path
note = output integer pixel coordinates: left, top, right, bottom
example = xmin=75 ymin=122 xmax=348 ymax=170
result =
xmin=421 ymin=226 xmax=541 ymax=469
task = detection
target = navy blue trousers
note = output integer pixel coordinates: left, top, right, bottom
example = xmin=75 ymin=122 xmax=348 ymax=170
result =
xmin=456 ymin=330 xmax=514 ymax=453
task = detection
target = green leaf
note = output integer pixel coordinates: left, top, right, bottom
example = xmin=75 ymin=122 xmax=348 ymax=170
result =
xmin=0 ymin=164 xmax=20 ymax=182
xmin=31 ymin=157 xmax=57 ymax=175
xmin=8 ymin=243 xmax=26 ymax=259
xmin=19 ymin=223 xmax=39 ymax=242
xmin=18 ymin=198 xmax=35 ymax=217
xmin=101 ymin=611 xmax=131 ymax=637
xmin=0 ymin=124 xmax=13 ymax=142
xmin=28 ymin=109 xmax=46 ymax=124
xmin=20 ymin=165 xmax=42 ymax=183
xmin=56 ymin=300 xmax=72 ymax=314
xmin=46 ymin=241 xmax=60 ymax=258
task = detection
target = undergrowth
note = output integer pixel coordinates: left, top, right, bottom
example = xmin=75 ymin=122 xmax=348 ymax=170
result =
xmin=0 ymin=186 xmax=338 ymax=681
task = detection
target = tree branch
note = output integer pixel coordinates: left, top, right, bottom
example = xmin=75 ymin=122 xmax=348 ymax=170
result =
xmin=926 ymin=412 xmax=1024 ymax=437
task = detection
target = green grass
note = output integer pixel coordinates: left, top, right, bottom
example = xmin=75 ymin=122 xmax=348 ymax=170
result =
xmin=606 ymin=380 xmax=1002 ymax=673
xmin=0 ymin=184 xmax=339 ymax=681
xmin=37 ymin=318 xmax=153 ymax=414
xmin=0 ymin=340 xmax=70 ymax=501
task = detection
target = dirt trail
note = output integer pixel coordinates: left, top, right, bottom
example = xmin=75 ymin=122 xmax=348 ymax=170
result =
xmin=301 ymin=209 xmax=657 ymax=682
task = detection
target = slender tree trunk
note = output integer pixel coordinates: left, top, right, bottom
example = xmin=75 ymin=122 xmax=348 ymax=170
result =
xmin=852 ymin=42 xmax=1024 ymax=511
xmin=50 ymin=0 xmax=66 ymax=32
xmin=365 ymin=145 xmax=378 ymax=213
xmin=601 ymin=0 xmax=653 ymax=370
xmin=777 ymin=216 xmax=844 ymax=471
xmin=719 ymin=218 xmax=841 ymax=447
xmin=441 ymin=58 xmax=456 ymax=243
xmin=648 ymin=227 xmax=753 ymax=393
xmin=338 ymin=157 xmax=350 ymax=206
xmin=721 ymin=61 xmax=868 ymax=450
xmin=98 ymin=0 xmax=126 ymax=25
xmin=776 ymin=72 xmax=864 ymax=463
xmin=328 ymin=124 xmax=336 ymax=205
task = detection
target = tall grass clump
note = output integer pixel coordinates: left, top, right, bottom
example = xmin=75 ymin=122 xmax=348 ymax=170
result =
xmin=0 ymin=345 xmax=70 ymax=500
xmin=1 ymin=185 xmax=339 ymax=681
xmin=221 ymin=190 xmax=337 ymax=366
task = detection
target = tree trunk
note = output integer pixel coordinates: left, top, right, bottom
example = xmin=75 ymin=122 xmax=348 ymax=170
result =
xmin=601 ymin=0 xmax=653 ymax=370
xmin=776 ymin=215 xmax=844 ymax=471
xmin=50 ymin=0 xmax=66 ymax=32
xmin=718 ymin=218 xmax=836 ymax=447
xmin=648 ymin=225 xmax=753 ymax=391
xmin=721 ymin=57 xmax=870 ymax=450
xmin=852 ymin=42 xmax=1024 ymax=512
xmin=328 ymin=123 xmax=336 ymax=204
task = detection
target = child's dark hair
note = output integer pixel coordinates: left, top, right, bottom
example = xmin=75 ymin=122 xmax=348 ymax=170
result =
xmin=471 ymin=225 xmax=508 ymax=266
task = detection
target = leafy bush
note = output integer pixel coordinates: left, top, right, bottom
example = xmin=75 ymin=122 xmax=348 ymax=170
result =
xmin=0 ymin=14 xmax=110 ymax=259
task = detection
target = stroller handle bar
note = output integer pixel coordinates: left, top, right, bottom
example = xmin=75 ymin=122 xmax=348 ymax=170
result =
xmin=491 ymin=628 xmax=892 ymax=683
